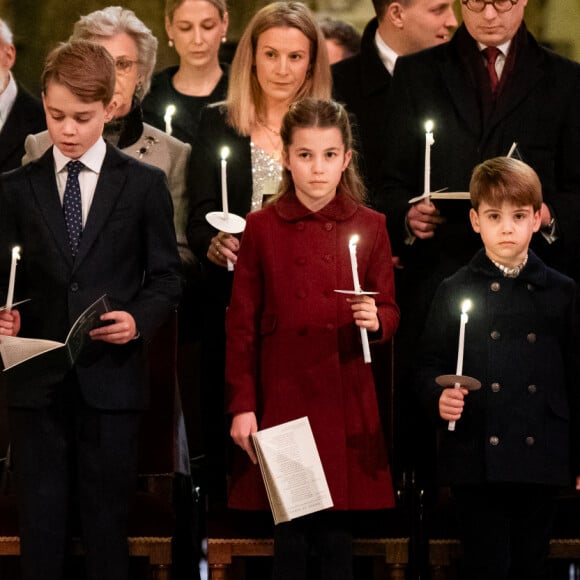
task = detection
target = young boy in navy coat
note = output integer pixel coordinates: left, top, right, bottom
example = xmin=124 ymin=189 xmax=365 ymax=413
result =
xmin=415 ymin=157 xmax=580 ymax=580
xmin=0 ymin=40 xmax=182 ymax=580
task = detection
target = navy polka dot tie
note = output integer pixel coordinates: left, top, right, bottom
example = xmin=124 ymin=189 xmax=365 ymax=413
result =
xmin=63 ymin=160 xmax=84 ymax=255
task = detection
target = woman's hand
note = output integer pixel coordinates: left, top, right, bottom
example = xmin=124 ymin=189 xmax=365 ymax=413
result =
xmin=207 ymin=231 xmax=240 ymax=267
xmin=230 ymin=411 xmax=258 ymax=464
xmin=348 ymin=295 xmax=379 ymax=332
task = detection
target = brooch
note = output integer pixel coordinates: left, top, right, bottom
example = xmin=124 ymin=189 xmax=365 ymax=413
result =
xmin=137 ymin=136 xmax=159 ymax=159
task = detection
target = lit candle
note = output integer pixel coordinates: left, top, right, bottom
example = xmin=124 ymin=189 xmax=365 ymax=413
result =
xmin=424 ymin=120 xmax=434 ymax=204
xmin=449 ymin=299 xmax=472 ymax=431
xmin=220 ymin=146 xmax=230 ymax=220
xmin=5 ymin=246 xmax=21 ymax=312
xmin=164 ymin=104 xmax=176 ymax=136
xmin=348 ymin=235 xmax=371 ymax=364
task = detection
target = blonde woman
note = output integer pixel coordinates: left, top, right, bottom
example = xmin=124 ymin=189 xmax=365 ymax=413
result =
xmin=142 ymin=0 xmax=229 ymax=145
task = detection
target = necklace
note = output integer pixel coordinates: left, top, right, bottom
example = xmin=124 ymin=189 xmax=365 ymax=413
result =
xmin=256 ymin=118 xmax=282 ymax=161
xmin=257 ymin=118 xmax=280 ymax=136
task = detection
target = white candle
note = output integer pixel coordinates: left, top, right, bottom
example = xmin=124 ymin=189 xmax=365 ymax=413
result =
xmin=164 ymin=104 xmax=176 ymax=136
xmin=424 ymin=120 xmax=435 ymax=204
xmin=449 ymin=299 xmax=472 ymax=431
xmin=348 ymin=235 xmax=371 ymax=363
xmin=220 ymin=146 xmax=230 ymax=219
xmin=6 ymin=246 xmax=21 ymax=312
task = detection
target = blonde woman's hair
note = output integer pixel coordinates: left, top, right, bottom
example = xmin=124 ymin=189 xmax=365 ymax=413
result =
xmin=270 ymin=98 xmax=366 ymax=205
xmin=226 ymin=1 xmax=331 ymax=135
xmin=166 ymin=0 xmax=228 ymax=20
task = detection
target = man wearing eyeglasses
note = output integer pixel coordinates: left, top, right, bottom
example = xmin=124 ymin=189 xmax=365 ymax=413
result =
xmin=376 ymin=2 xmax=580 ymax=578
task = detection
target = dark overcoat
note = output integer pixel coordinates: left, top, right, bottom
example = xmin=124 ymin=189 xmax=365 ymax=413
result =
xmin=331 ymin=18 xmax=392 ymax=197
xmin=415 ymin=249 xmax=579 ymax=487
xmin=0 ymin=83 xmax=46 ymax=173
xmin=225 ymin=192 xmax=400 ymax=511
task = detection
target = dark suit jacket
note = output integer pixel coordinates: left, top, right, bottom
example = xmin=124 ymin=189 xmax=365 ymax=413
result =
xmin=415 ymin=249 xmax=579 ymax=486
xmin=379 ymin=24 xmax=580 ymax=282
xmin=0 ymin=144 xmax=182 ymax=410
xmin=0 ymin=83 xmax=46 ymax=173
xmin=332 ymin=18 xmax=391 ymax=199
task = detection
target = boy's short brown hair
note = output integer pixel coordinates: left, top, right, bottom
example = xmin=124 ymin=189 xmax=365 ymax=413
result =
xmin=470 ymin=157 xmax=543 ymax=212
xmin=41 ymin=40 xmax=115 ymax=105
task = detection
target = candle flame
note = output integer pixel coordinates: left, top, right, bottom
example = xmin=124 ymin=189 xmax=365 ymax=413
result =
xmin=11 ymin=246 xmax=21 ymax=260
xmin=461 ymin=299 xmax=472 ymax=314
xmin=425 ymin=120 xmax=434 ymax=133
xmin=164 ymin=104 xmax=176 ymax=121
xmin=349 ymin=234 xmax=359 ymax=247
xmin=221 ymin=146 xmax=230 ymax=160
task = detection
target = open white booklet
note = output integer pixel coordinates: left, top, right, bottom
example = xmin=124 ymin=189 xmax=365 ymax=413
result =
xmin=0 ymin=294 xmax=111 ymax=370
xmin=252 ymin=416 xmax=333 ymax=525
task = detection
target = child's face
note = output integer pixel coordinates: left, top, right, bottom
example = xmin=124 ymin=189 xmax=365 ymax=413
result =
xmin=469 ymin=200 xmax=541 ymax=267
xmin=43 ymin=81 xmax=115 ymax=159
xmin=284 ymin=126 xmax=351 ymax=212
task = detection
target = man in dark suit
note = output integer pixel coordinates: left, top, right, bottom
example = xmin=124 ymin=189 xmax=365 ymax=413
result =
xmin=0 ymin=40 xmax=181 ymax=580
xmin=378 ymin=0 xmax=580 ymax=512
xmin=0 ymin=18 xmax=46 ymax=172
xmin=331 ymin=0 xmax=458 ymax=197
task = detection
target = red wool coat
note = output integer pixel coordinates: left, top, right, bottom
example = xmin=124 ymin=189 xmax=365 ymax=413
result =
xmin=226 ymin=192 xmax=400 ymax=511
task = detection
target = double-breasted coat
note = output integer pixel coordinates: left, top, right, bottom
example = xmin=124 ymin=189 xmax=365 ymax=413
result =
xmin=415 ymin=249 xmax=579 ymax=487
xmin=225 ymin=192 xmax=400 ymax=511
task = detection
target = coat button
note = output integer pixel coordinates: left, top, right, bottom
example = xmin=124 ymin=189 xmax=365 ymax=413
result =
xmin=70 ymin=282 xmax=79 ymax=292
xmin=527 ymin=333 xmax=537 ymax=343
xmin=527 ymin=283 xmax=535 ymax=292
xmin=490 ymin=281 xmax=501 ymax=292
xmin=489 ymin=436 xmax=500 ymax=446
xmin=295 ymin=289 xmax=307 ymax=299
xmin=296 ymin=222 xmax=305 ymax=231
xmin=528 ymin=384 xmax=537 ymax=394
xmin=323 ymin=254 xmax=332 ymax=263
xmin=325 ymin=323 xmax=334 ymax=331
xmin=525 ymin=436 xmax=535 ymax=446
xmin=295 ymin=256 xmax=306 ymax=266
xmin=491 ymin=382 xmax=501 ymax=393
xmin=324 ymin=222 xmax=333 ymax=231
xmin=490 ymin=330 xmax=501 ymax=340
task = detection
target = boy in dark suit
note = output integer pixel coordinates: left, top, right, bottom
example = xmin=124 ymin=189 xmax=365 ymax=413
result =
xmin=415 ymin=157 xmax=580 ymax=580
xmin=0 ymin=40 xmax=182 ymax=580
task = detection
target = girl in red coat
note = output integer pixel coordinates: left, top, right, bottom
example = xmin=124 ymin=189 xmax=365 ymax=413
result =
xmin=226 ymin=98 xmax=400 ymax=579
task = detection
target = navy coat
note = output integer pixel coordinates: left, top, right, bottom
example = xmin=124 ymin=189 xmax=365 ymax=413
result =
xmin=415 ymin=249 xmax=579 ymax=487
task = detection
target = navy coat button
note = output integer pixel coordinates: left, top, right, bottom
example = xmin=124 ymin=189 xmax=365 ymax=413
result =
xmin=489 ymin=436 xmax=500 ymax=446
xmin=527 ymin=333 xmax=537 ymax=343
xmin=490 ymin=282 xmax=501 ymax=292
xmin=525 ymin=436 xmax=535 ymax=446
xmin=528 ymin=384 xmax=537 ymax=394
xmin=70 ymin=282 xmax=79 ymax=292
xmin=491 ymin=382 xmax=501 ymax=393
xmin=490 ymin=330 xmax=501 ymax=340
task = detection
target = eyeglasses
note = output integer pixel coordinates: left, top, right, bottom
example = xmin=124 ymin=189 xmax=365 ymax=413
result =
xmin=114 ymin=58 xmax=139 ymax=74
xmin=462 ymin=0 xmax=518 ymax=12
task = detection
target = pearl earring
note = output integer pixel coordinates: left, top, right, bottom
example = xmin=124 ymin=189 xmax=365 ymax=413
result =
xmin=168 ymin=39 xmax=174 ymax=48
xmin=221 ymin=36 xmax=227 ymax=44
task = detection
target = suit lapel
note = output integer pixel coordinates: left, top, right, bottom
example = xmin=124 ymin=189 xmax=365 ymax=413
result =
xmin=29 ymin=148 xmax=75 ymax=266
xmin=73 ymin=146 xmax=127 ymax=267
xmin=440 ymin=35 xmax=482 ymax=139
xmin=484 ymin=31 xmax=545 ymax=141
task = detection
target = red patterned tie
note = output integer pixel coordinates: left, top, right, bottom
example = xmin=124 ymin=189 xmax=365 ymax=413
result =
xmin=483 ymin=46 xmax=501 ymax=96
